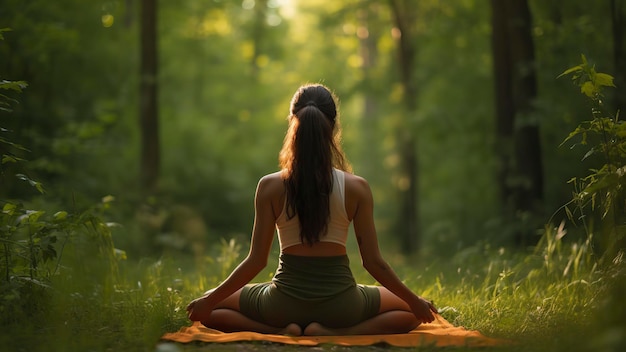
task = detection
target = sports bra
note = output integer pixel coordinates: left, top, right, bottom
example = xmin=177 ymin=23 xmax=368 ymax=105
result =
xmin=276 ymin=168 xmax=350 ymax=250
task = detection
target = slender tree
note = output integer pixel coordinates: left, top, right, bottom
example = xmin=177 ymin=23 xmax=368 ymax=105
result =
xmin=491 ymin=0 xmax=515 ymax=214
xmin=250 ymin=0 xmax=268 ymax=79
xmin=389 ymin=0 xmax=420 ymax=254
xmin=140 ymin=0 xmax=159 ymax=194
xmin=490 ymin=0 xmax=543 ymax=245
xmin=357 ymin=3 xmax=382 ymax=180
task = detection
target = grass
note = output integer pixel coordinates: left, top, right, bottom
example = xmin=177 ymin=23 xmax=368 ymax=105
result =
xmin=1 ymin=221 xmax=624 ymax=352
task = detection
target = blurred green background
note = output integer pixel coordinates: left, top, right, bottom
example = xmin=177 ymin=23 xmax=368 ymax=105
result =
xmin=2 ymin=0 xmax=620 ymax=258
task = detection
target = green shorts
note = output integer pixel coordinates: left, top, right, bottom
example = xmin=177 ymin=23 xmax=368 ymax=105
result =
xmin=239 ymin=254 xmax=381 ymax=328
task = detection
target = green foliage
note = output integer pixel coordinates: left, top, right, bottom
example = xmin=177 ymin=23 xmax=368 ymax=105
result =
xmin=0 ymin=0 xmax=138 ymax=204
xmin=558 ymin=55 xmax=625 ymax=261
xmin=0 ymin=31 xmax=124 ymax=335
xmin=558 ymin=54 xmax=616 ymax=98
xmin=0 ymin=78 xmax=28 ymax=113
xmin=216 ymin=237 xmax=242 ymax=279
xmin=412 ymin=221 xmax=613 ymax=351
xmin=1 ymin=78 xmax=124 ymax=325
xmin=0 ymin=199 xmax=122 ymax=321
xmin=0 ymin=43 xmax=31 ymax=188
xmin=0 ymin=0 xmax=614 ymax=256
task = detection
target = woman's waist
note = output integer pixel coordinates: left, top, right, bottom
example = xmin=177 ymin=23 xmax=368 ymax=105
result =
xmin=272 ymin=253 xmax=356 ymax=300
xmin=281 ymin=241 xmax=347 ymax=256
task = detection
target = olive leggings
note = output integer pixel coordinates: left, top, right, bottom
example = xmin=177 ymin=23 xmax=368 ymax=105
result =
xmin=239 ymin=254 xmax=381 ymax=328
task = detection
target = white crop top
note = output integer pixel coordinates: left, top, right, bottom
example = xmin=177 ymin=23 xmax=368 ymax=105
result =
xmin=276 ymin=168 xmax=350 ymax=250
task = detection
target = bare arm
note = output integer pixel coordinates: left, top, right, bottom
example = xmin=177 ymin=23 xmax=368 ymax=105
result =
xmin=187 ymin=176 xmax=277 ymax=321
xmin=350 ymin=176 xmax=436 ymax=323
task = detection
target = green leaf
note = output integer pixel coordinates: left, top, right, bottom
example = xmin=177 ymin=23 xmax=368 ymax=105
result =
xmin=102 ymin=195 xmax=115 ymax=204
xmin=2 ymin=203 xmax=17 ymax=216
xmin=0 ymin=80 xmax=29 ymax=92
xmin=0 ymin=28 xmax=11 ymax=40
xmin=594 ymin=73 xmax=615 ymax=88
xmin=15 ymin=174 xmax=45 ymax=194
xmin=582 ymin=148 xmax=595 ymax=161
xmin=114 ymin=248 xmax=127 ymax=261
xmin=616 ymin=123 xmax=626 ymax=138
xmin=53 ymin=211 xmax=68 ymax=221
xmin=580 ymin=81 xmax=595 ymax=98
xmin=561 ymin=126 xmax=586 ymax=145
xmin=42 ymin=245 xmax=57 ymax=262
xmin=582 ymin=173 xmax=620 ymax=195
xmin=0 ymin=137 xmax=30 ymax=151
xmin=2 ymin=154 xmax=19 ymax=164
xmin=564 ymin=205 xmax=574 ymax=221
xmin=557 ymin=65 xmax=583 ymax=79
xmin=18 ymin=210 xmax=45 ymax=225
xmin=35 ymin=182 xmax=45 ymax=194
xmin=0 ymin=92 xmax=19 ymax=104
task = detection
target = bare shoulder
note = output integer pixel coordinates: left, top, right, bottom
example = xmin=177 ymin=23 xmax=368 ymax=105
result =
xmin=344 ymin=172 xmax=372 ymax=197
xmin=343 ymin=172 xmax=373 ymax=220
xmin=257 ymin=171 xmax=285 ymax=198
xmin=259 ymin=171 xmax=283 ymax=185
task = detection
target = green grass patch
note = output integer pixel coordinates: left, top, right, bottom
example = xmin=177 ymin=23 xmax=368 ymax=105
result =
xmin=1 ymin=220 xmax=624 ymax=352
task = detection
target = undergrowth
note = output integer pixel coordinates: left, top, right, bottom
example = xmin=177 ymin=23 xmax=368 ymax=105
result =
xmin=0 ymin=210 xmax=622 ymax=351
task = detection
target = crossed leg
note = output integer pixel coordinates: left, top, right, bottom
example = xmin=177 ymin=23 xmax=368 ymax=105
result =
xmin=194 ymin=286 xmax=418 ymax=336
xmin=303 ymin=287 xmax=420 ymax=336
xmin=198 ymin=287 xmax=302 ymax=336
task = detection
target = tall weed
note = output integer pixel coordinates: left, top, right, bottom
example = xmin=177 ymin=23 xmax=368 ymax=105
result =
xmin=434 ymin=56 xmax=626 ymax=350
xmin=558 ymin=54 xmax=625 ymax=262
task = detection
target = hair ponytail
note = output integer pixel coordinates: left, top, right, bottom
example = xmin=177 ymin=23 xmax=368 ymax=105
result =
xmin=279 ymin=84 xmax=350 ymax=245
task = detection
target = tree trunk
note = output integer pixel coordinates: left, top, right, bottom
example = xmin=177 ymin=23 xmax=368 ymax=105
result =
xmin=490 ymin=0 xmax=543 ymax=245
xmin=251 ymin=0 xmax=268 ymax=79
xmin=389 ymin=0 xmax=420 ymax=254
xmin=490 ymin=0 xmax=515 ymax=214
xmin=124 ymin=0 xmax=135 ymax=28
xmin=358 ymin=4 xmax=381 ymax=180
xmin=140 ymin=0 xmax=159 ymax=194
xmin=508 ymin=0 xmax=543 ymax=215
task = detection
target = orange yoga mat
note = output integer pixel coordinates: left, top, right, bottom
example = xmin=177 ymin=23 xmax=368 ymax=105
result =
xmin=160 ymin=314 xmax=506 ymax=348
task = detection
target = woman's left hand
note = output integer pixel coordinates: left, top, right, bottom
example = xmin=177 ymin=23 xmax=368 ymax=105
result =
xmin=409 ymin=296 xmax=437 ymax=324
xmin=186 ymin=296 xmax=214 ymax=322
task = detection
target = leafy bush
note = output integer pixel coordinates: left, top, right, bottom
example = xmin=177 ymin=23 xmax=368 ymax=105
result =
xmin=1 ymin=30 xmax=123 ymax=328
xmin=0 ymin=199 xmax=122 ymax=322
xmin=552 ymin=55 xmax=626 ymax=350
xmin=558 ymin=54 xmax=625 ymax=263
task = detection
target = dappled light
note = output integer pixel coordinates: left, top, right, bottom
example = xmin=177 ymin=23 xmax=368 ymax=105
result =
xmin=101 ymin=14 xmax=114 ymax=28
xmin=184 ymin=10 xmax=233 ymax=38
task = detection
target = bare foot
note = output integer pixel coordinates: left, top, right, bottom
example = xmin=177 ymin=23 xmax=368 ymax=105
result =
xmin=303 ymin=322 xmax=340 ymax=336
xmin=281 ymin=323 xmax=302 ymax=336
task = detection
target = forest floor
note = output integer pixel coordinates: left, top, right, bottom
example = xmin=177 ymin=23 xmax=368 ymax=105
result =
xmin=1 ymin=225 xmax=624 ymax=352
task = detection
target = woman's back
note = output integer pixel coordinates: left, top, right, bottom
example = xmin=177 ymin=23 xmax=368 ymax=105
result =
xmin=261 ymin=169 xmax=371 ymax=257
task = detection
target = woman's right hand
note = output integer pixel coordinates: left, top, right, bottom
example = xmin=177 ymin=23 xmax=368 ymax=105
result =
xmin=410 ymin=296 xmax=437 ymax=324
xmin=186 ymin=295 xmax=214 ymax=322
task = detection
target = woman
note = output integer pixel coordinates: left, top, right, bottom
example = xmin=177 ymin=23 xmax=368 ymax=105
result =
xmin=186 ymin=84 xmax=436 ymax=336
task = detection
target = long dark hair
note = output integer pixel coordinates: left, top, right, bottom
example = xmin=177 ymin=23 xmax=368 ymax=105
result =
xmin=279 ymin=84 xmax=350 ymax=246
